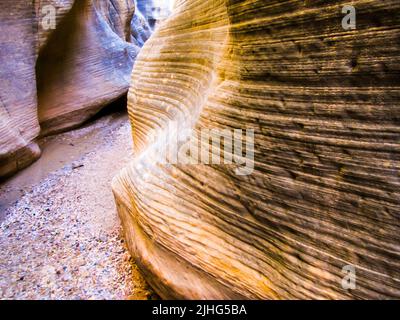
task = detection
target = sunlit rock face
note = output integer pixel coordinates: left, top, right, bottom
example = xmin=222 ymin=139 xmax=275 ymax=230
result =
xmin=0 ymin=0 xmax=155 ymax=179
xmin=113 ymin=0 xmax=400 ymax=299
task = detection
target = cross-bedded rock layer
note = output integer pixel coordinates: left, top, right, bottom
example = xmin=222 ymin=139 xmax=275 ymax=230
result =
xmin=113 ymin=0 xmax=400 ymax=299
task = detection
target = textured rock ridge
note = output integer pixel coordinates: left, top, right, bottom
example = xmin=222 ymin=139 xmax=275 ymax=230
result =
xmin=0 ymin=0 xmax=152 ymax=179
xmin=113 ymin=0 xmax=400 ymax=299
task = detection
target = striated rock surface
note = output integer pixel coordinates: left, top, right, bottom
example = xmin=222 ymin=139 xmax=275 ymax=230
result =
xmin=0 ymin=0 xmax=153 ymax=179
xmin=0 ymin=1 xmax=41 ymax=179
xmin=113 ymin=0 xmax=400 ymax=299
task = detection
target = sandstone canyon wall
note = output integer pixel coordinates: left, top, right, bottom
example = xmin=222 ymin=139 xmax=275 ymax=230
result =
xmin=113 ymin=0 xmax=400 ymax=299
xmin=0 ymin=1 xmax=41 ymax=180
xmin=0 ymin=0 xmax=152 ymax=179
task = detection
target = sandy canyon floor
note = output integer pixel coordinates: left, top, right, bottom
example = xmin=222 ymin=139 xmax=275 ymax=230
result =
xmin=0 ymin=112 xmax=155 ymax=300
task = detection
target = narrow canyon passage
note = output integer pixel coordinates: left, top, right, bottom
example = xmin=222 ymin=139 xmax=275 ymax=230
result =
xmin=0 ymin=112 xmax=155 ymax=299
xmin=1 ymin=0 xmax=399 ymax=302
xmin=0 ymin=0 xmax=173 ymax=300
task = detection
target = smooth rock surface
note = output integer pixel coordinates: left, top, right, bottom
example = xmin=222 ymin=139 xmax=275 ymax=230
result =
xmin=0 ymin=0 xmax=153 ymax=179
xmin=113 ymin=0 xmax=400 ymax=299
xmin=36 ymin=0 xmax=146 ymax=136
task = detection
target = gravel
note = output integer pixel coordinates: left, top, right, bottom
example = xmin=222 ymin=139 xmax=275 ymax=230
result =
xmin=0 ymin=114 xmax=155 ymax=300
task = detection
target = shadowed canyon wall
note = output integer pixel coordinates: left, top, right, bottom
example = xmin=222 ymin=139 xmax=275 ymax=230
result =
xmin=0 ymin=0 xmax=153 ymax=179
xmin=113 ymin=0 xmax=400 ymax=299
xmin=137 ymin=0 xmax=173 ymax=28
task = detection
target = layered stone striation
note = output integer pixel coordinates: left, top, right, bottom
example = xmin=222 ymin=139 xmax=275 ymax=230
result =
xmin=113 ymin=0 xmax=400 ymax=299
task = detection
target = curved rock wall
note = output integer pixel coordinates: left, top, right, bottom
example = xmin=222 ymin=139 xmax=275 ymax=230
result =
xmin=113 ymin=0 xmax=400 ymax=299
xmin=36 ymin=0 xmax=142 ymax=136
xmin=0 ymin=0 xmax=154 ymax=179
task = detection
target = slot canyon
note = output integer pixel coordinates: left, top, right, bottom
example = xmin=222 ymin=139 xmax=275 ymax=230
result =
xmin=1 ymin=0 xmax=399 ymax=300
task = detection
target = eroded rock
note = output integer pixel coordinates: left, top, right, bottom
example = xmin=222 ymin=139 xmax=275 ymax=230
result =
xmin=0 ymin=1 xmax=41 ymax=178
xmin=0 ymin=0 xmax=154 ymax=179
xmin=36 ymin=0 xmax=148 ymax=135
xmin=113 ymin=0 xmax=400 ymax=299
